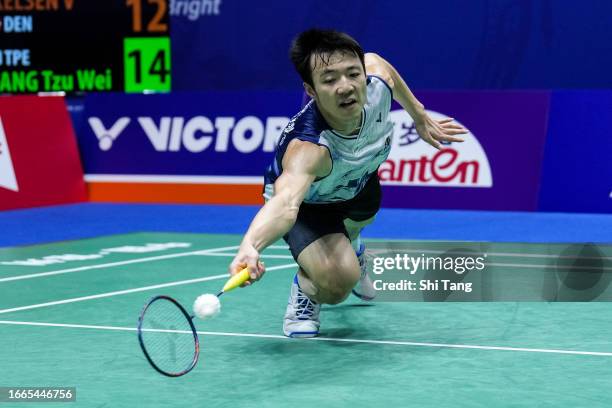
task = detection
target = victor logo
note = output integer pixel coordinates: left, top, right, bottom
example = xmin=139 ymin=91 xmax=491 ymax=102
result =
xmin=88 ymin=117 xmax=131 ymax=151
xmin=0 ymin=117 xmax=18 ymax=192
xmin=88 ymin=115 xmax=289 ymax=153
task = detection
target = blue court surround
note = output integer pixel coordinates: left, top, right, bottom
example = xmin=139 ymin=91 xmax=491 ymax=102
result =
xmin=1 ymin=203 xmax=610 ymax=248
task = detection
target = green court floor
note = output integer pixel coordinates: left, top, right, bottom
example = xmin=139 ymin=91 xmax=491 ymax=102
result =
xmin=0 ymin=233 xmax=611 ymax=407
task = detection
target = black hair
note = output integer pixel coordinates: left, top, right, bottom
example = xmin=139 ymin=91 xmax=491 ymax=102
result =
xmin=289 ymin=29 xmax=365 ymax=88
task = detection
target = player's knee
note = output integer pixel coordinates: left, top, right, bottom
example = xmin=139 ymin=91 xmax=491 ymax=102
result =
xmin=315 ymin=279 xmax=351 ymax=304
xmin=316 ymin=261 xmax=359 ymax=304
xmin=321 ymin=288 xmax=351 ymax=305
xmin=329 ymin=258 xmax=360 ymax=285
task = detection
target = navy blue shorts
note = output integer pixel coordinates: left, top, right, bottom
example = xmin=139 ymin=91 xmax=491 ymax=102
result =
xmin=283 ymin=174 xmax=381 ymax=260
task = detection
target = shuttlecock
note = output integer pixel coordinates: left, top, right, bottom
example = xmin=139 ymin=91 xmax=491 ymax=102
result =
xmin=193 ymin=294 xmax=221 ymax=319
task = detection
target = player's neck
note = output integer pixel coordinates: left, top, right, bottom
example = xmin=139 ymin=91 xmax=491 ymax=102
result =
xmin=319 ymin=106 xmax=362 ymax=136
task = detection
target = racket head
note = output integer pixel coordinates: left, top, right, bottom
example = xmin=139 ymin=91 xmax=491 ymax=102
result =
xmin=137 ymin=295 xmax=200 ymax=377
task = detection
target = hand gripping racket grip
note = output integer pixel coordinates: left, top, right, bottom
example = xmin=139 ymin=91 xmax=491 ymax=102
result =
xmin=221 ymin=268 xmax=251 ymax=293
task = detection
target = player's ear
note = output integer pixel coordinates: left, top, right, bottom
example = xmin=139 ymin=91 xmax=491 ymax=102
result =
xmin=303 ymin=82 xmax=316 ymax=98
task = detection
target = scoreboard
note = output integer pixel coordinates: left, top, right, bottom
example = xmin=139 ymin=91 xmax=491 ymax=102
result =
xmin=0 ymin=0 xmax=171 ymax=93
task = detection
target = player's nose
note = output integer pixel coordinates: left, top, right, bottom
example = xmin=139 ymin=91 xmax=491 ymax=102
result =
xmin=336 ymin=76 xmax=354 ymax=96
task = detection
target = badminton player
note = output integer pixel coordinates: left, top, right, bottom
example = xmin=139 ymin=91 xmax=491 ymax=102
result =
xmin=228 ymin=29 xmax=467 ymax=337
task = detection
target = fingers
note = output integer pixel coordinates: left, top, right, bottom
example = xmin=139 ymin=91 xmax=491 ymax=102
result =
xmin=424 ymin=137 xmax=441 ymax=150
xmin=229 ymin=243 xmax=264 ymax=288
xmin=420 ymin=116 xmax=468 ymax=148
xmin=228 ymin=261 xmax=240 ymax=276
xmin=247 ymin=261 xmax=266 ymax=281
xmin=434 ymin=123 xmax=467 ymax=142
xmin=229 ymin=262 xmax=249 ymax=287
xmin=417 ymin=127 xmax=441 ymax=150
xmin=444 ymin=129 xmax=468 ymax=135
xmin=431 ymin=130 xmax=465 ymax=142
xmin=437 ymin=117 xmax=462 ymax=126
xmin=247 ymin=264 xmax=258 ymax=280
xmin=257 ymin=260 xmax=266 ymax=280
xmin=443 ymin=124 xmax=468 ymax=132
xmin=240 ymin=263 xmax=257 ymax=287
xmin=439 ymin=135 xmax=465 ymax=142
xmin=437 ymin=118 xmax=468 ymax=132
xmin=415 ymin=122 xmax=439 ymax=149
xmin=239 ymin=260 xmax=266 ymax=287
xmin=438 ymin=132 xmax=466 ymax=142
xmin=229 ymin=262 xmax=254 ymax=287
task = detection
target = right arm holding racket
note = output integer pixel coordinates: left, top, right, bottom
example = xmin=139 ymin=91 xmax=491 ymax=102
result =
xmin=229 ymin=140 xmax=331 ymax=285
xmin=138 ymin=145 xmax=325 ymax=377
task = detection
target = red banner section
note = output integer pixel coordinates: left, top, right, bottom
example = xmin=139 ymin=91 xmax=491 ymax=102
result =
xmin=0 ymin=95 xmax=86 ymax=210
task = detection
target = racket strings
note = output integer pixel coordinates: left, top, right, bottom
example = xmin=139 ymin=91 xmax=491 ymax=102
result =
xmin=140 ymin=298 xmax=197 ymax=375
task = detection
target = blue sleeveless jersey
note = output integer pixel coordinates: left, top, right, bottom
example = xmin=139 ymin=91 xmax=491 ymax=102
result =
xmin=264 ymin=76 xmax=394 ymax=203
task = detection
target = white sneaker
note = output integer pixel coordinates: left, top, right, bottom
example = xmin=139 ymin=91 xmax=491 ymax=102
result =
xmin=283 ymin=275 xmax=321 ymax=338
xmin=352 ymin=243 xmax=376 ymax=301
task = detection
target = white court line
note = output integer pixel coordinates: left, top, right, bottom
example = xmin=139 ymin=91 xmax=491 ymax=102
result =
xmin=4 ymin=242 xmax=607 ymax=285
xmin=0 ymin=263 xmax=297 ymax=315
xmin=0 ymin=320 xmax=611 ymax=357
xmin=0 ymin=245 xmax=240 ymax=283
xmin=200 ymin=253 xmax=294 ymax=259
xmin=393 ymin=248 xmax=612 ymax=261
xmin=210 ymin=254 xmax=612 ymax=271
xmin=198 ymin=245 xmax=242 ymax=254
xmin=488 ymin=262 xmax=612 ymax=271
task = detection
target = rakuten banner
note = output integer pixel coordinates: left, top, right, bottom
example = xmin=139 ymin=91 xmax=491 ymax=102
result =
xmin=0 ymin=96 xmax=86 ymax=210
xmin=381 ymin=92 xmax=550 ymax=211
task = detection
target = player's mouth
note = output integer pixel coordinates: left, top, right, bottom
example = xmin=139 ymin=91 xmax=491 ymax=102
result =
xmin=338 ymin=98 xmax=357 ymax=109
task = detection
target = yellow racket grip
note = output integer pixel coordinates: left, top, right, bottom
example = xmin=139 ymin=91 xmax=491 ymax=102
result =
xmin=222 ymin=267 xmax=251 ymax=293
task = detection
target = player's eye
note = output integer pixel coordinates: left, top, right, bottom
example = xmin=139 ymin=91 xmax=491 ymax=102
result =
xmin=350 ymin=72 xmax=361 ymax=78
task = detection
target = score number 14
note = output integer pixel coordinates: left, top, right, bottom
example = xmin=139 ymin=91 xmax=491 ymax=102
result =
xmin=124 ymin=37 xmax=171 ymax=92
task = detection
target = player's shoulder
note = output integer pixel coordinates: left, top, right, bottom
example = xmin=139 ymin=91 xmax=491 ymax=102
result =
xmin=364 ymin=75 xmax=393 ymax=122
xmin=278 ymin=107 xmax=332 ymax=179
xmin=367 ymin=75 xmax=393 ymax=100
xmin=278 ymin=100 xmax=330 ymax=147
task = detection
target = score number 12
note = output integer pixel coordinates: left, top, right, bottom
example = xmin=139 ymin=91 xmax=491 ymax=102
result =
xmin=126 ymin=0 xmax=168 ymax=33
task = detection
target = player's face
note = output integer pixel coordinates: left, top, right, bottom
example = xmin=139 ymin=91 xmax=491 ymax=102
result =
xmin=306 ymin=51 xmax=367 ymax=129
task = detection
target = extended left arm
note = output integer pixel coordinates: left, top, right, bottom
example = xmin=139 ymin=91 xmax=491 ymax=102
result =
xmin=365 ymin=52 xmax=467 ymax=149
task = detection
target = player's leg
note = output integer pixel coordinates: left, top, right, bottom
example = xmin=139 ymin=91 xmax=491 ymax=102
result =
xmin=283 ymin=233 xmax=360 ymax=337
xmin=282 ymin=201 xmax=357 ymax=337
xmin=281 ymin=174 xmax=381 ymax=336
xmin=342 ymin=173 xmax=381 ymax=244
xmin=342 ymin=174 xmax=382 ymax=300
xmin=295 ymin=232 xmax=360 ymax=304
xmin=344 ymin=215 xmax=375 ymax=241
xmin=344 ymin=216 xmax=378 ymax=301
